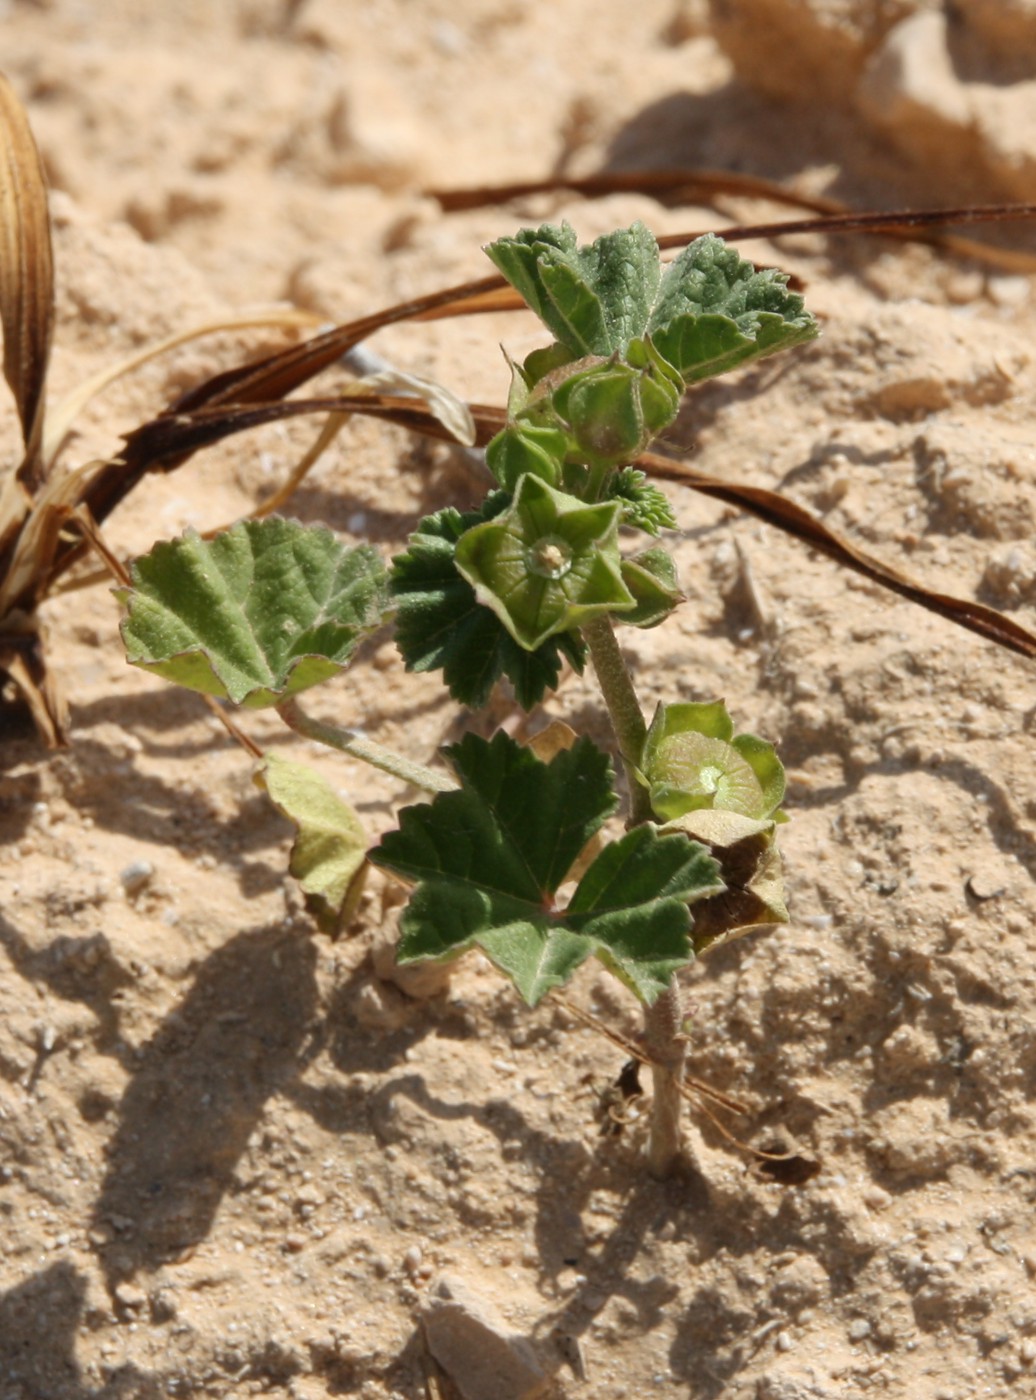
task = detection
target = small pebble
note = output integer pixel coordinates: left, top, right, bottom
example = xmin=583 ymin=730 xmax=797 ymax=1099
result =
xmin=114 ymin=1283 xmax=147 ymax=1312
xmin=988 ymin=275 xmax=1030 ymax=308
xmin=120 ymin=860 xmax=154 ymax=895
xmin=849 ymin=1319 xmax=872 ymax=1341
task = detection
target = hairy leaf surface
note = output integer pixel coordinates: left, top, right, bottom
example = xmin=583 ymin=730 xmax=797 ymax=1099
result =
xmin=371 ymin=732 xmax=722 ymax=1005
xmin=120 ymin=518 xmax=388 ymax=706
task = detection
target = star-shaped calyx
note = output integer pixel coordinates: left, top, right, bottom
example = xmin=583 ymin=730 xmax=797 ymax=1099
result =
xmin=453 ymin=474 xmax=636 ymax=650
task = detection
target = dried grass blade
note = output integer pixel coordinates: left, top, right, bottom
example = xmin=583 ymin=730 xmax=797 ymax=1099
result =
xmin=42 ymin=307 xmax=321 ymax=470
xmin=0 ymin=456 xmax=108 ymax=615
xmin=552 ymin=994 xmax=749 ymax=1116
xmin=87 ymin=383 xmax=474 ymax=533
xmin=290 ymin=396 xmax=1036 ymax=662
xmin=429 ymin=167 xmax=842 ymax=216
xmin=0 ymin=641 xmax=67 ymax=747
xmin=656 ymin=203 xmax=1036 ymax=272
xmin=168 ymin=275 xmax=503 ymax=417
xmin=97 ymin=384 xmax=1036 ymax=665
xmin=0 ymin=73 xmax=54 ymax=487
xmin=248 ymin=413 xmax=350 ymax=523
xmin=640 ymin=448 xmax=1036 ymax=662
xmin=431 ymin=173 xmax=1036 ymax=273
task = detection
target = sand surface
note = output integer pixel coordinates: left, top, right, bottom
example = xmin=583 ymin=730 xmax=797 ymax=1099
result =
xmin=2 ymin=3 xmax=1036 ymax=1397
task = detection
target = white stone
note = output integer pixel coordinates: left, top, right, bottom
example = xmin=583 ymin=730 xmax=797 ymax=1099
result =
xmin=422 ymin=1274 xmax=550 ymax=1400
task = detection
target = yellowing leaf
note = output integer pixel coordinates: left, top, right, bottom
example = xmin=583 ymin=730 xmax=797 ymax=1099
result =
xmin=259 ymin=752 xmax=368 ymax=935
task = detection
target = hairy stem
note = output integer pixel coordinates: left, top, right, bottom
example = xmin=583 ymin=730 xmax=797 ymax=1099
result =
xmin=583 ymin=614 xmax=687 ymax=1176
xmin=278 ymin=698 xmax=455 ymax=794
xmin=643 ymin=978 xmax=688 ymax=1178
xmin=581 ymin=614 xmax=653 ymax=827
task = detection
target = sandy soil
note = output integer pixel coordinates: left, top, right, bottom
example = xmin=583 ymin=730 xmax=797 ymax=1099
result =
xmin=2 ymin=3 xmax=1036 ymax=1397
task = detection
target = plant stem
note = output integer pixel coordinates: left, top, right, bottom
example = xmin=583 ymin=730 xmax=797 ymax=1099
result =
xmin=582 ymin=614 xmax=688 ymax=1176
xmin=278 ymin=697 xmax=455 ymax=794
xmin=581 ymin=614 xmax=653 ymax=828
xmin=643 ymin=977 xmax=688 ymax=1178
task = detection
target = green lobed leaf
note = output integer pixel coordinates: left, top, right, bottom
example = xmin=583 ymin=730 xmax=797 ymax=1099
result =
xmin=370 ymin=731 xmax=721 ymax=1006
xmin=377 ymin=730 xmax=616 ymax=901
xmin=487 ymin=224 xmax=817 ymax=394
xmin=371 ymin=731 xmax=616 ymax=1003
xmin=485 ymin=221 xmax=661 ymax=359
xmin=567 ymin=824 xmax=724 ymax=1001
xmin=120 ymin=518 xmax=389 ymax=707
xmin=648 ymin=234 xmax=818 ymax=383
xmin=259 ymin=752 xmax=368 ymax=934
xmin=390 ymin=497 xmax=586 ymax=709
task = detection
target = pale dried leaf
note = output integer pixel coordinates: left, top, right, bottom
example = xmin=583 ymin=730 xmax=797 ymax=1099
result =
xmin=349 ymin=366 xmax=475 ymax=446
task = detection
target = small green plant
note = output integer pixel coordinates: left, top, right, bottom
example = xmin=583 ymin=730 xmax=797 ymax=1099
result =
xmin=118 ymin=222 xmax=818 ymax=1176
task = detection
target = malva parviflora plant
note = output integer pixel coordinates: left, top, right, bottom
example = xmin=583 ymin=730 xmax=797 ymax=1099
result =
xmin=119 ymin=222 xmax=818 ymax=1177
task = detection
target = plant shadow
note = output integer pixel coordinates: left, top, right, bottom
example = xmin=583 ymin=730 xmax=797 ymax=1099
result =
xmin=90 ymin=920 xmax=318 ymax=1291
xmin=604 ymin=80 xmax=1016 ymax=241
xmin=0 ymin=1260 xmax=157 ymax=1398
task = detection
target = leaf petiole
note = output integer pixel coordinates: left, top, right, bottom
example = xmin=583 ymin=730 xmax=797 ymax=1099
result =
xmin=278 ymin=697 xmax=456 ymax=795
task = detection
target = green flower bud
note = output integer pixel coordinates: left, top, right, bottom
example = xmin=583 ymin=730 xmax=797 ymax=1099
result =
xmin=548 ymin=341 xmax=681 ymax=471
xmin=619 ymin=548 xmax=683 ymax=628
xmin=485 ymin=424 xmax=567 ymax=492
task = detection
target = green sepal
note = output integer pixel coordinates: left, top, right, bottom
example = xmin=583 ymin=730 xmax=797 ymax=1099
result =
xmin=390 ymin=495 xmax=586 ymax=710
xmin=119 ymin=519 xmax=389 ymax=707
xmin=453 ymin=474 xmax=636 ymax=651
xmin=485 ymin=423 xmax=566 ymax=492
xmin=522 ymin=340 xmax=579 ymax=391
xmin=618 ymin=548 xmax=683 ymax=628
xmin=545 ymin=342 xmax=681 ymax=471
xmin=641 ymin=700 xmax=785 ymax=821
xmin=370 ymin=731 xmax=722 ymax=1006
